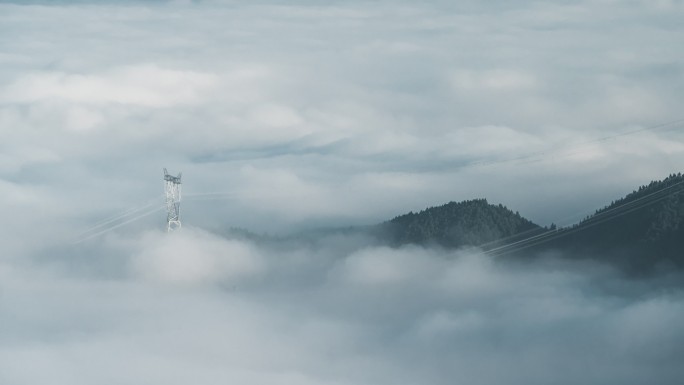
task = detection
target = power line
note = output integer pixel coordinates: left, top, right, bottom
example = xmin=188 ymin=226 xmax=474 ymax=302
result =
xmin=73 ymin=205 xmax=165 ymax=244
xmin=467 ymin=118 xmax=684 ymax=169
xmin=485 ymin=178 xmax=684 ymax=257
xmin=76 ymin=196 xmax=163 ymax=239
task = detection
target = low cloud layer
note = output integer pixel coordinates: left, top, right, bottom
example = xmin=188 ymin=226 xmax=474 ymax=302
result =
xmin=2 ymin=228 xmax=684 ymax=385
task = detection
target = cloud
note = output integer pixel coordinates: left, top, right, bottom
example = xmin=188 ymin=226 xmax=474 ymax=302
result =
xmin=3 ymin=230 xmax=684 ymax=385
xmin=132 ymin=227 xmax=264 ymax=285
xmin=1 ymin=1 xmax=684 ymax=383
xmin=249 ymin=104 xmax=305 ymax=129
xmin=2 ymin=0 xmax=684 ymax=231
xmin=449 ymin=69 xmax=538 ymax=91
xmin=1 ymin=64 xmax=218 ymax=108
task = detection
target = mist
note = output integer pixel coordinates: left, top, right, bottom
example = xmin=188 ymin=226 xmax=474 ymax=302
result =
xmin=1 ymin=227 xmax=682 ymax=385
xmin=3 ymin=0 xmax=684 ymax=383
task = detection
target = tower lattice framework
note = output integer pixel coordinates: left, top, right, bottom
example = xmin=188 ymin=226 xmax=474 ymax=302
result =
xmin=164 ymin=168 xmax=182 ymax=232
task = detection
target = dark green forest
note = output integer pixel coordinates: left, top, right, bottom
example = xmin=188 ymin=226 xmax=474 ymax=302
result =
xmin=542 ymin=173 xmax=684 ymax=271
xmin=375 ymin=199 xmax=541 ymax=248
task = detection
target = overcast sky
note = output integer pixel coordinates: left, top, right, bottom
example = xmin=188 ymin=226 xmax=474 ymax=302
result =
xmin=2 ymin=0 xmax=684 ymax=239
xmin=2 ymin=1 xmax=684 ymax=384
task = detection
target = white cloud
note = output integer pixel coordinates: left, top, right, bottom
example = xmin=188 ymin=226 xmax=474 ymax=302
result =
xmin=3 ymin=232 xmax=684 ymax=385
xmin=65 ymin=105 xmax=105 ymax=132
xmin=132 ymin=227 xmax=264 ymax=285
xmin=1 ymin=64 xmax=218 ymax=108
xmin=338 ymin=246 xmax=437 ymax=285
xmin=450 ymin=69 xmax=538 ymax=91
xmin=249 ymin=104 xmax=304 ymax=129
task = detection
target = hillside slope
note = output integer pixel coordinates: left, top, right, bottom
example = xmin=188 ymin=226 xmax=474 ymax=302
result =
xmin=539 ymin=173 xmax=684 ymax=270
xmin=375 ymin=199 xmax=542 ymax=248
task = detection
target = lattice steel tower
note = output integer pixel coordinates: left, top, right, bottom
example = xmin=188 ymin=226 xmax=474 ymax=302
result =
xmin=163 ymin=168 xmax=182 ymax=232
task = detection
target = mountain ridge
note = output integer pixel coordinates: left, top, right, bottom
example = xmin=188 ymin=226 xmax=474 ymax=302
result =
xmin=223 ymin=172 xmax=684 ymax=273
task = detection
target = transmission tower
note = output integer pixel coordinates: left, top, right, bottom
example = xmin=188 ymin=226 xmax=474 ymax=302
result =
xmin=163 ymin=168 xmax=182 ymax=232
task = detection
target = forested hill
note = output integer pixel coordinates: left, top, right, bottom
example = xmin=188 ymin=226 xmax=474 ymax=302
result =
xmin=364 ymin=173 xmax=684 ymax=273
xmin=586 ymin=172 xmax=684 ymax=232
xmin=225 ymin=173 xmax=684 ymax=272
xmin=374 ymin=199 xmax=542 ymax=248
xmin=541 ymin=172 xmax=684 ymax=270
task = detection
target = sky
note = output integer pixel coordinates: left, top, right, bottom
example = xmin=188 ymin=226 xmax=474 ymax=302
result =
xmin=1 ymin=0 xmax=684 ymax=384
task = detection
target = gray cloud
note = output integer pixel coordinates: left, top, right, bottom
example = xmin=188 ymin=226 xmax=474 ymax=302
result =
xmin=1 ymin=1 xmax=684 ymax=383
xmin=2 ymin=0 xmax=684 ymax=237
xmin=2 ymin=229 xmax=684 ymax=384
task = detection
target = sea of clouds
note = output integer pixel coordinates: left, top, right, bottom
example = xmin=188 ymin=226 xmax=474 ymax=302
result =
xmin=2 ymin=227 xmax=684 ymax=385
xmin=2 ymin=0 xmax=684 ymax=383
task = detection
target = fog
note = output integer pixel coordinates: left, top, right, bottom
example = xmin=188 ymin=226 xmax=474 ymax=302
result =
xmin=3 ymin=0 xmax=684 ymax=383
xmin=1 ymin=227 xmax=683 ymax=384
